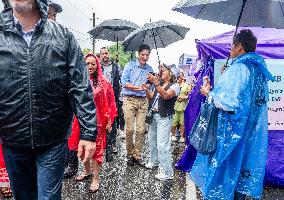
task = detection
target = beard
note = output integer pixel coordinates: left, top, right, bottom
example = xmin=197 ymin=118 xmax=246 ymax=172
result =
xmin=9 ymin=0 xmax=35 ymax=13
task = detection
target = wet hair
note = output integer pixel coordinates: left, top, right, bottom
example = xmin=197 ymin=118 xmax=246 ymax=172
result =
xmin=85 ymin=53 xmax=98 ymax=85
xmin=138 ymin=44 xmax=151 ymax=53
xmin=179 ymin=71 xmax=184 ymax=77
xmin=100 ymin=47 xmax=108 ymax=53
xmin=163 ymin=67 xmax=176 ymax=83
xmin=233 ymin=29 xmax=257 ymax=53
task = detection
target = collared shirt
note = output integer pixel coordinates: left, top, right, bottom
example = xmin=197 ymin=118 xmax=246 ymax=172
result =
xmin=121 ymin=60 xmax=153 ymax=97
xmin=101 ymin=61 xmax=114 ymax=85
xmin=13 ymin=16 xmax=42 ymax=47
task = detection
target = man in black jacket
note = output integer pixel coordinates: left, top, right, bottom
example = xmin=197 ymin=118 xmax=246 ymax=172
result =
xmin=100 ymin=47 xmax=122 ymax=159
xmin=0 ymin=0 xmax=97 ymax=199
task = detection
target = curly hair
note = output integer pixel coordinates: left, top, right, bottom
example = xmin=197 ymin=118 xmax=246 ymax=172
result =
xmin=233 ymin=29 xmax=257 ymax=53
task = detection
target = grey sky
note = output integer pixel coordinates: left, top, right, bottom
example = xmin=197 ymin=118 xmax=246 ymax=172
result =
xmin=1 ymin=0 xmax=233 ymax=68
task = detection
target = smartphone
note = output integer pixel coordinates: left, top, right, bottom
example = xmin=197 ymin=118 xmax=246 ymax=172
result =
xmin=146 ymin=72 xmax=156 ymax=84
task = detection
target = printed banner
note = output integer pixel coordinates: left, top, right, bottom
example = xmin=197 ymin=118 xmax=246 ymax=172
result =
xmin=214 ymin=59 xmax=284 ymax=130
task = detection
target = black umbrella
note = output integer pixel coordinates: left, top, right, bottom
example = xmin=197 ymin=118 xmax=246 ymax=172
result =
xmin=88 ymin=19 xmax=139 ymax=51
xmin=173 ymin=0 xmax=284 ymax=29
xmin=173 ymin=0 xmax=284 ymax=65
xmin=122 ymin=20 xmax=190 ymax=64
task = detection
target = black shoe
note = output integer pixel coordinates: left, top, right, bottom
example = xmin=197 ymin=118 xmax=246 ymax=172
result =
xmin=64 ymin=151 xmax=78 ymax=178
xmin=127 ymin=157 xmax=134 ymax=166
xmin=133 ymin=158 xmax=145 ymax=167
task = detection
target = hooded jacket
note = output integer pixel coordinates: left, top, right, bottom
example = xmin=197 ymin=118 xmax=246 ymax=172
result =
xmin=0 ymin=0 xmax=97 ymax=148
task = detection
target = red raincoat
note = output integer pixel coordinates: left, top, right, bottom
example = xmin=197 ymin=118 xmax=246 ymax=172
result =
xmin=68 ymin=55 xmax=117 ymax=165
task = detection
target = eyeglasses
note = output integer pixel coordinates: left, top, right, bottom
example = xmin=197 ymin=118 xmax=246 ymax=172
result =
xmin=86 ymin=62 xmax=96 ymax=66
xmin=231 ymin=42 xmax=240 ymax=49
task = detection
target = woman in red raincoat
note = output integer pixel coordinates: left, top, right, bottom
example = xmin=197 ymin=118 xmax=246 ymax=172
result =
xmin=0 ymin=145 xmax=12 ymax=198
xmin=68 ymin=53 xmax=117 ymax=193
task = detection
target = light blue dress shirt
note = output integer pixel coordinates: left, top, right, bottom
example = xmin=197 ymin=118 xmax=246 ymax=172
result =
xmin=121 ymin=60 xmax=153 ymax=97
xmin=14 ymin=16 xmax=41 ymax=47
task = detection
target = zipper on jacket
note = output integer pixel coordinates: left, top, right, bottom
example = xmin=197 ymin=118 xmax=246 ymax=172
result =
xmin=27 ymin=48 xmax=34 ymax=149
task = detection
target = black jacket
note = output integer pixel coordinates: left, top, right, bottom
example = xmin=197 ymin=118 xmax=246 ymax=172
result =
xmin=101 ymin=61 xmax=121 ymax=103
xmin=0 ymin=0 xmax=97 ymax=148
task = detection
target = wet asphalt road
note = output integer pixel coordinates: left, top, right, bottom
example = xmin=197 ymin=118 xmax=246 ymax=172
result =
xmin=62 ymin=138 xmax=187 ymax=200
xmin=61 ymin=134 xmax=284 ymax=200
xmin=1 ymin=133 xmax=283 ymax=200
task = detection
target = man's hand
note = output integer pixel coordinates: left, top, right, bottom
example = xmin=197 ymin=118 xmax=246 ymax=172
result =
xmin=141 ymin=83 xmax=150 ymax=91
xmin=77 ymin=140 xmax=96 ymax=165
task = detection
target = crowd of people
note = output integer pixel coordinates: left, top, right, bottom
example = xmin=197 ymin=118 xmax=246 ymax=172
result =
xmin=0 ymin=0 xmax=275 ymax=200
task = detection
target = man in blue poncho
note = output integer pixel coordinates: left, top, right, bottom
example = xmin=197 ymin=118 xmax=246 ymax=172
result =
xmin=190 ymin=29 xmax=275 ymax=200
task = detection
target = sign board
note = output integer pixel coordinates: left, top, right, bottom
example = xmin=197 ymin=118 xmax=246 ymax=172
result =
xmin=214 ymin=59 xmax=284 ymax=130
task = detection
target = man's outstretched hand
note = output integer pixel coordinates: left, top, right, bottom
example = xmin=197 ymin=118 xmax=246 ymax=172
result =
xmin=77 ymin=140 xmax=96 ymax=164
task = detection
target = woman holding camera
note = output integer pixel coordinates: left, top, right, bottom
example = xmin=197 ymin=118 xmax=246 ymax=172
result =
xmin=142 ymin=66 xmax=180 ymax=181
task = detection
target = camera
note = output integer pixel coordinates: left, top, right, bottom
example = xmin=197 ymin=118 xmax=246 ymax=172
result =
xmin=146 ymin=72 xmax=156 ymax=85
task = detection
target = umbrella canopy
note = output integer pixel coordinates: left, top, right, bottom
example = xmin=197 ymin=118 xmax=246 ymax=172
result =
xmin=88 ymin=19 xmax=139 ymax=42
xmin=122 ymin=20 xmax=190 ymax=52
xmin=173 ymin=0 xmax=284 ymax=29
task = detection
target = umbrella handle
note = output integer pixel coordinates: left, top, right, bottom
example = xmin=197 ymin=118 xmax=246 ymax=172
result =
xmin=225 ymin=0 xmax=247 ymax=68
xmin=151 ymin=29 xmax=161 ymax=66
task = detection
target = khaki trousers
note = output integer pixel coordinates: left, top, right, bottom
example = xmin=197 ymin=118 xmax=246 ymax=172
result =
xmin=123 ymin=96 xmax=148 ymax=159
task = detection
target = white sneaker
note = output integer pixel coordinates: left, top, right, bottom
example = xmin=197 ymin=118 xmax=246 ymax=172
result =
xmin=120 ymin=130 xmax=125 ymax=139
xmin=154 ymin=172 xmax=174 ymax=181
xmin=145 ymin=162 xmax=158 ymax=169
xmin=179 ymin=137 xmax=185 ymax=143
xmin=171 ymin=135 xmax=178 ymax=142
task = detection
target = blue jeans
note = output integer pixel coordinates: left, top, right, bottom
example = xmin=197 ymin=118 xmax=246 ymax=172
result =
xmin=148 ymin=113 xmax=173 ymax=176
xmin=3 ymin=141 xmax=67 ymax=200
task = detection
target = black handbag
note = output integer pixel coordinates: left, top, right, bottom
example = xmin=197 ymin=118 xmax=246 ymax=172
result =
xmin=145 ymin=96 xmax=159 ymax=124
xmin=189 ymin=98 xmax=219 ymax=155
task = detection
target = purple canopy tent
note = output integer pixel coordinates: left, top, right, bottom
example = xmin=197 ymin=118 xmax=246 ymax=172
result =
xmin=177 ymin=27 xmax=284 ymax=187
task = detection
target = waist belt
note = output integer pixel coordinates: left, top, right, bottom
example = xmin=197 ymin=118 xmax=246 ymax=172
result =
xmin=124 ymin=95 xmax=146 ymax=99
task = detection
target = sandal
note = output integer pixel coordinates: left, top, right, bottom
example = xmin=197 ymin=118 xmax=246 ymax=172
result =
xmin=75 ymin=171 xmax=93 ymax=181
xmin=0 ymin=187 xmax=13 ymax=198
xmin=89 ymin=183 xmax=100 ymax=193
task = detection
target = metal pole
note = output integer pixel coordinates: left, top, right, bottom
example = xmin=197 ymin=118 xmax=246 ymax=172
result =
xmin=92 ymin=12 xmax=96 ymax=54
xmin=224 ymin=0 xmax=247 ymax=67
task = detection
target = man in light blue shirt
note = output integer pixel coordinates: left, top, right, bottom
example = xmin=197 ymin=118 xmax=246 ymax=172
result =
xmin=121 ymin=44 xmax=153 ymax=167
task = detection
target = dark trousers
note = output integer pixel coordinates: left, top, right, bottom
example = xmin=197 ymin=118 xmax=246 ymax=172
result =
xmin=3 ymin=141 xmax=67 ymax=200
xmin=118 ymin=100 xmax=125 ymax=130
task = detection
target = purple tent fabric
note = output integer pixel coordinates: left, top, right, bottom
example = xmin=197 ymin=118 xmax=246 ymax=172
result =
xmin=196 ymin=27 xmax=284 ymax=59
xmin=177 ymin=27 xmax=284 ymax=187
xmin=175 ymin=44 xmax=214 ymax=172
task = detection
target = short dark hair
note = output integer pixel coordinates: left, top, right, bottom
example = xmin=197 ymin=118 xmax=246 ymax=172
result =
xmin=138 ymin=44 xmax=151 ymax=53
xmin=233 ymin=29 xmax=257 ymax=53
xmin=100 ymin=47 xmax=108 ymax=52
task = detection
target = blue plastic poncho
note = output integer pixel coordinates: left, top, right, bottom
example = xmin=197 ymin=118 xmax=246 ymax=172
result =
xmin=190 ymin=52 xmax=275 ymax=200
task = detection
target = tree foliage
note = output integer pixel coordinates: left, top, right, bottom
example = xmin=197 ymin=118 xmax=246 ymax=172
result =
xmin=82 ymin=48 xmax=92 ymax=55
xmin=107 ymin=42 xmax=136 ymax=68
